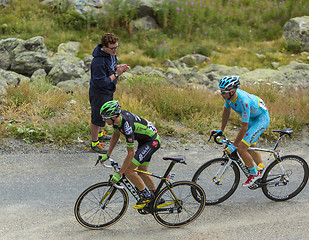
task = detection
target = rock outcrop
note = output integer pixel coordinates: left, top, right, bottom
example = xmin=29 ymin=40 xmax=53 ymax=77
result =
xmin=283 ymin=16 xmax=309 ymax=51
xmin=0 ymin=35 xmax=308 ymax=99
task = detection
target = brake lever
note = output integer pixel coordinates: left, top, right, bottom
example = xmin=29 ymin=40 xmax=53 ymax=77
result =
xmin=208 ymin=130 xmax=216 ymax=142
xmin=108 ymin=175 xmax=125 ymax=189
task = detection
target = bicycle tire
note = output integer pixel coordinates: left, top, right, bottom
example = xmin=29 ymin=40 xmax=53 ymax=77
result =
xmin=192 ymin=158 xmax=240 ymax=205
xmin=262 ymin=155 xmax=309 ymax=201
xmin=74 ymin=182 xmax=129 ymax=229
xmin=152 ymin=181 xmax=206 ymax=228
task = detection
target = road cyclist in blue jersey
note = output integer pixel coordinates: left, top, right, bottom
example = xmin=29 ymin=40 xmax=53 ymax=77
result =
xmin=212 ymin=76 xmax=270 ymax=187
xmin=99 ymin=100 xmax=161 ymax=209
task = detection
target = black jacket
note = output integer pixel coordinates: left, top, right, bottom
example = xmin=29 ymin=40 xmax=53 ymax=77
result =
xmin=90 ymin=44 xmax=118 ymax=95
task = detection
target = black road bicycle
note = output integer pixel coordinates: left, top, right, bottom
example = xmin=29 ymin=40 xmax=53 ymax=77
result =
xmin=192 ymin=128 xmax=309 ymax=205
xmin=74 ymin=155 xmax=206 ymax=229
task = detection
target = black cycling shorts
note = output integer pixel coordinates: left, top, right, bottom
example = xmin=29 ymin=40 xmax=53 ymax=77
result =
xmin=132 ymin=135 xmax=161 ymax=166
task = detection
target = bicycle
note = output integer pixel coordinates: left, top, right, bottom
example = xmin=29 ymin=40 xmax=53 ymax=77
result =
xmin=192 ymin=128 xmax=309 ymax=205
xmin=74 ymin=155 xmax=206 ymax=229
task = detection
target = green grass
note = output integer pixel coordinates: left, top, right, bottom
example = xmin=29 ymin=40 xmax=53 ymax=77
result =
xmin=1 ymin=0 xmax=308 ymax=67
xmin=0 ymin=76 xmax=308 ymax=145
xmin=0 ymin=0 xmax=308 ymax=145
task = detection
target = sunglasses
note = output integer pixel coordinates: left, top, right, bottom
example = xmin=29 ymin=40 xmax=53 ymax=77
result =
xmin=107 ymin=45 xmax=119 ymax=51
xmin=102 ymin=116 xmax=114 ymax=121
xmin=220 ymin=90 xmax=231 ymax=94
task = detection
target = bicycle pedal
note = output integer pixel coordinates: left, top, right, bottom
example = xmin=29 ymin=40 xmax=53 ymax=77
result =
xmin=248 ymin=184 xmax=259 ymax=190
xmin=137 ymin=205 xmax=152 ymax=215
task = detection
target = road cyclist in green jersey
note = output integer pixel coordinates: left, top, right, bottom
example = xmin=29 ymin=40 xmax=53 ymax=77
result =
xmin=99 ymin=100 xmax=161 ymax=209
xmin=212 ymin=76 xmax=270 ymax=187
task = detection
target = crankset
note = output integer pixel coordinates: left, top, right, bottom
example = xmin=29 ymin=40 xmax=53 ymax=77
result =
xmin=248 ymin=179 xmax=263 ymax=190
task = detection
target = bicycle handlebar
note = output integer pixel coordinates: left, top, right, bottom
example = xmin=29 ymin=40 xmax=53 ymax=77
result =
xmin=103 ymin=160 xmax=114 ymax=169
xmin=209 ymin=131 xmax=231 ymax=145
xmin=95 ymin=157 xmax=124 ymax=189
xmin=96 ymin=156 xmax=120 ymax=170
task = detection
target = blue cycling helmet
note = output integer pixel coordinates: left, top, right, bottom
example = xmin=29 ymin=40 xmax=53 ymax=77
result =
xmin=218 ymin=76 xmax=240 ymax=90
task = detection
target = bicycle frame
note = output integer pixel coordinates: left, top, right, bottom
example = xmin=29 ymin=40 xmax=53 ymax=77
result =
xmin=102 ymin=158 xmax=184 ymax=209
xmin=215 ymin=131 xmax=286 ymax=183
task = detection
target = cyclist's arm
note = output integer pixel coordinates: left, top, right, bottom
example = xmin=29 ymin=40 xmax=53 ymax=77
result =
xmin=118 ymin=146 xmax=135 ymax=175
xmin=233 ymin=122 xmax=248 ymax=147
xmin=221 ymin=107 xmax=230 ymax=132
xmin=106 ymin=130 xmax=121 ymax=157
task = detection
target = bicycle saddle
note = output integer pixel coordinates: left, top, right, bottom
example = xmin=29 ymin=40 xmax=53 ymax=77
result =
xmin=163 ymin=155 xmax=186 ymax=164
xmin=273 ymin=128 xmax=293 ymax=136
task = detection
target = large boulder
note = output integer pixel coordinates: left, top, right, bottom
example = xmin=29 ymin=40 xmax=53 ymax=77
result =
xmin=277 ymin=61 xmax=309 ymax=71
xmin=56 ymin=78 xmax=89 ymax=93
xmin=240 ymin=69 xmax=285 ymax=85
xmin=41 ymin=0 xmax=157 ymax=22
xmin=0 ymin=38 xmax=24 ymax=70
xmin=0 ymin=68 xmax=30 ymax=86
xmin=0 ymin=0 xmax=11 ymax=8
xmin=283 ymin=16 xmax=309 ymax=51
xmin=57 ymin=41 xmax=80 ymax=56
xmin=132 ymin=16 xmax=158 ymax=32
xmin=10 ymin=36 xmax=53 ymax=76
xmin=0 ymin=74 xmax=7 ymax=97
xmin=48 ymin=62 xmax=87 ymax=85
xmin=179 ymin=54 xmax=210 ymax=66
xmin=47 ymin=41 xmax=87 ymax=85
xmin=198 ymin=64 xmax=249 ymax=83
xmin=239 ymin=67 xmax=309 ymax=87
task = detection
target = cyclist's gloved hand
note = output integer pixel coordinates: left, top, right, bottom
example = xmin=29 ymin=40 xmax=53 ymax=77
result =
xmin=214 ymin=130 xmax=222 ymax=136
xmin=225 ymin=143 xmax=236 ymax=154
xmin=111 ymin=172 xmax=122 ymax=183
xmin=209 ymin=130 xmax=223 ymax=141
xmin=99 ymin=154 xmax=109 ymax=163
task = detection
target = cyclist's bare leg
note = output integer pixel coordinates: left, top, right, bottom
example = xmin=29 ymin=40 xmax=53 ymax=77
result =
xmin=137 ymin=165 xmax=156 ymax=191
xmin=238 ymin=142 xmax=255 ymax=168
xmin=123 ymin=162 xmax=146 ymax=191
xmin=248 ymin=150 xmax=263 ymax=165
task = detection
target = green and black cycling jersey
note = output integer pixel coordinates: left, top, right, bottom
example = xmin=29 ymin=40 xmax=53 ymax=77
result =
xmin=113 ymin=110 xmax=159 ymax=148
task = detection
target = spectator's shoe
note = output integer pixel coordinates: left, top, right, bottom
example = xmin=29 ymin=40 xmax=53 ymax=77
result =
xmin=242 ymin=171 xmax=262 ymax=187
xmin=98 ymin=131 xmax=111 ymax=141
xmin=91 ymin=142 xmax=107 ymax=154
xmin=133 ymin=197 xmax=151 ymax=210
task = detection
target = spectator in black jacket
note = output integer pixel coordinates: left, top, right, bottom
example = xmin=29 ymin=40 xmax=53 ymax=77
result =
xmin=89 ymin=33 xmax=129 ymax=153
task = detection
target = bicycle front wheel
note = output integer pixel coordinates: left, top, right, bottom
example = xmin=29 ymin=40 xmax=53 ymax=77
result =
xmin=192 ymin=158 xmax=240 ymax=205
xmin=74 ymin=182 xmax=129 ymax=229
xmin=152 ymin=181 xmax=206 ymax=228
xmin=262 ymin=155 xmax=309 ymax=201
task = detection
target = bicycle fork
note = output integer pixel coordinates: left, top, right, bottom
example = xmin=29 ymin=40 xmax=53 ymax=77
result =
xmin=99 ymin=186 xmax=117 ymax=209
xmin=213 ymin=159 xmax=234 ymax=184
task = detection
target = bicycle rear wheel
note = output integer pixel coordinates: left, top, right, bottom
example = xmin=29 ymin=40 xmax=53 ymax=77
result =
xmin=152 ymin=181 xmax=206 ymax=228
xmin=192 ymin=158 xmax=240 ymax=205
xmin=262 ymin=155 xmax=309 ymax=201
xmin=74 ymin=182 xmax=129 ymax=229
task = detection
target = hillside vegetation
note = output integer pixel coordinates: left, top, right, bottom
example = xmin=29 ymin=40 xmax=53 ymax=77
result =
xmin=0 ymin=0 xmax=308 ymax=146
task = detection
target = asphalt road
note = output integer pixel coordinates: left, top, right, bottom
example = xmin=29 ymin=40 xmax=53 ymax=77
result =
xmin=1 ymin=141 xmax=309 ymax=240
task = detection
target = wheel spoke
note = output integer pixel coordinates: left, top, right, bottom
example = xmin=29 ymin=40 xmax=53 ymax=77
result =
xmin=74 ymin=182 xmax=129 ymax=229
xmin=153 ymin=181 xmax=206 ymax=227
xmin=262 ymin=155 xmax=309 ymax=201
xmin=192 ymin=158 xmax=240 ymax=205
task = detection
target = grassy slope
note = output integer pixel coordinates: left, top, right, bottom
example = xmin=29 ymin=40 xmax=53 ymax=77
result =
xmin=0 ymin=0 xmax=308 ymax=145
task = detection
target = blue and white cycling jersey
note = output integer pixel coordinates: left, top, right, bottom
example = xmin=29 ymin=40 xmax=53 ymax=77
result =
xmin=224 ymin=89 xmax=268 ymax=123
xmin=225 ymin=89 xmax=270 ymax=146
